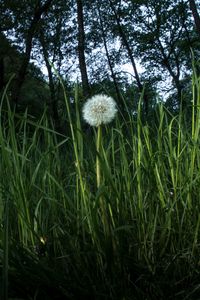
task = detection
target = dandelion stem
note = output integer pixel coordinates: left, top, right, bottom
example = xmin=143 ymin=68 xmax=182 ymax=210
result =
xmin=96 ymin=125 xmax=102 ymax=188
xmin=96 ymin=126 xmax=110 ymax=238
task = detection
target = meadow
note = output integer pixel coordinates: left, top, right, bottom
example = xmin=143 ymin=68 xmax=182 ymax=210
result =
xmin=0 ymin=76 xmax=200 ymax=300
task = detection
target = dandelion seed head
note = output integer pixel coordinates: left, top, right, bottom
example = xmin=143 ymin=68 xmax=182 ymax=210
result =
xmin=82 ymin=94 xmax=117 ymax=127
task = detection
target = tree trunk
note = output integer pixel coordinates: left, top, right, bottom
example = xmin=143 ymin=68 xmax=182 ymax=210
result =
xmin=189 ymin=0 xmax=200 ymax=39
xmin=97 ymin=6 xmax=122 ymax=105
xmin=39 ymin=30 xmax=59 ymax=124
xmin=12 ymin=0 xmax=53 ymax=106
xmin=0 ymin=57 xmax=4 ymax=91
xmin=0 ymin=32 xmax=11 ymax=92
xmin=76 ymin=0 xmax=90 ymax=96
xmin=158 ymin=38 xmax=183 ymax=106
xmin=109 ymin=0 xmax=148 ymax=115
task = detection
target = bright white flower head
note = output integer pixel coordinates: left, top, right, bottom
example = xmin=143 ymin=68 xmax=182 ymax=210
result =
xmin=82 ymin=94 xmax=117 ymax=127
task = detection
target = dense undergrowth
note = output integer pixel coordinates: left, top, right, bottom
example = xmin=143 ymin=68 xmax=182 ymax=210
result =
xmin=0 ymin=76 xmax=200 ymax=300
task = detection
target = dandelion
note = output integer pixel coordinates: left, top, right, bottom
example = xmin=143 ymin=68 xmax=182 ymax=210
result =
xmin=82 ymin=94 xmax=117 ymax=127
xmin=82 ymin=94 xmax=117 ymax=188
xmin=82 ymin=94 xmax=117 ymax=237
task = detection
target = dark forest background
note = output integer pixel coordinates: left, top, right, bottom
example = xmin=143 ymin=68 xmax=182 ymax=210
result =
xmin=0 ymin=0 xmax=200 ymax=123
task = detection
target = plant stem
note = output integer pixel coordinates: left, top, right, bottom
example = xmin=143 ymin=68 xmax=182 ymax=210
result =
xmin=96 ymin=126 xmax=110 ymax=238
xmin=96 ymin=126 xmax=102 ymax=189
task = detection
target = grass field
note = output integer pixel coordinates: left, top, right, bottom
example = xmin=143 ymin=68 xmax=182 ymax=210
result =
xmin=0 ymin=76 xmax=200 ymax=299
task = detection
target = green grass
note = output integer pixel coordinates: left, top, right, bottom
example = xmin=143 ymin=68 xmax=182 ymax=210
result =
xmin=0 ymin=77 xmax=200 ymax=300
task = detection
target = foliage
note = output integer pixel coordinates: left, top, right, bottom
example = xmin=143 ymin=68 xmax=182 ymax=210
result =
xmin=1 ymin=0 xmax=200 ymax=114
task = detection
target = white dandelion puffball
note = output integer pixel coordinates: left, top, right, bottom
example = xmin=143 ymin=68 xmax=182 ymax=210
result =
xmin=82 ymin=94 xmax=117 ymax=127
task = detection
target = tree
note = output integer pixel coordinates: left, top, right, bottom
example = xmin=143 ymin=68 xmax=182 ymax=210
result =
xmin=189 ymin=0 xmax=200 ymax=39
xmin=96 ymin=4 xmax=122 ymax=104
xmin=108 ymin=0 xmax=149 ymax=114
xmin=39 ymin=29 xmax=58 ymax=122
xmin=0 ymin=33 xmax=8 ymax=91
xmin=127 ymin=0 xmax=196 ymax=108
xmin=76 ymin=0 xmax=90 ymax=96
xmin=11 ymin=0 xmax=54 ymax=106
xmin=0 ymin=32 xmax=23 ymax=93
xmin=0 ymin=2 xmax=19 ymax=93
xmin=1 ymin=0 xmax=199 ymax=116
